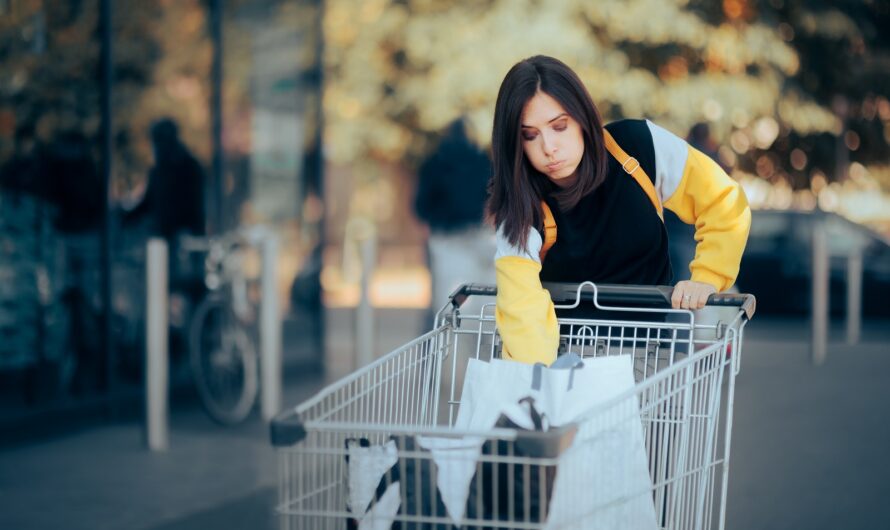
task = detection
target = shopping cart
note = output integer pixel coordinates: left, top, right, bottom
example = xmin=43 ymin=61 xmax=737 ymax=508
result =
xmin=271 ymin=282 xmax=756 ymax=530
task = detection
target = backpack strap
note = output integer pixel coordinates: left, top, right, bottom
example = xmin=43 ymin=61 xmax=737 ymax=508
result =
xmin=539 ymin=200 xmax=557 ymax=262
xmin=538 ymin=129 xmax=663 ymax=263
xmin=603 ymin=129 xmax=664 ymax=220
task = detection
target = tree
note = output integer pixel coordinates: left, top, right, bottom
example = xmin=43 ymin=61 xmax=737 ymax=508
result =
xmin=323 ymin=0 xmax=890 ymax=232
xmin=322 ymin=0 xmax=840 ymax=163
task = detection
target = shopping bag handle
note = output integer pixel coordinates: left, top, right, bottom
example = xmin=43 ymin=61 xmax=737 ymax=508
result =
xmin=531 ymin=353 xmax=585 ymax=392
xmin=448 ymin=282 xmax=755 ymax=319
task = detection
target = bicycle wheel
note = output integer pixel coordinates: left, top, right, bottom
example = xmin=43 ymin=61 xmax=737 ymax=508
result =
xmin=189 ymin=295 xmax=258 ymax=425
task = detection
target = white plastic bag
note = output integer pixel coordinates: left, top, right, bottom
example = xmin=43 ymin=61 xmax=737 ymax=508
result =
xmin=456 ymin=354 xmax=658 ymax=530
xmin=346 ymin=439 xmax=398 ymax=516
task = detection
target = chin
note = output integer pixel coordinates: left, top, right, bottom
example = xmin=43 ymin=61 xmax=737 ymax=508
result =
xmin=552 ymin=166 xmax=578 ymax=180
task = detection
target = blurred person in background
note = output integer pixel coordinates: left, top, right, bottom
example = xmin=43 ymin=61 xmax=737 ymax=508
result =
xmin=35 ymin=130 xmax=104 ymax=235
xmin=45 ymin=130 xmax=105 ymax=394
xmin=123 ymin=118 xmax=206 ymax=357
xmin=124 ymin=118 xmax=206 ymax=288
xmin=415 ymin=119 xmax=495 ymax=315
xmin=0 ymin=124 xmax=42 ymax=196
xmin=125 ymin=118 xmax=205 ymax=244
xmin=488 ymin=56 xmax=751 ymax=364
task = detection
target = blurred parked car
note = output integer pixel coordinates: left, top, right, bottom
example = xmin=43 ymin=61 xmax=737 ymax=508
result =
xmin=736 ymin=210 xmax=890 ymax=317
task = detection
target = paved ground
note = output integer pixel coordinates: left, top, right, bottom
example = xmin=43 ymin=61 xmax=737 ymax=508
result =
xmin=1 ymin=310 xmax=888 ymax=529
xmin=0 ymin=385 xmax=302 ymax=530
xmin=727 ymin=321 xmax=890 ymax=530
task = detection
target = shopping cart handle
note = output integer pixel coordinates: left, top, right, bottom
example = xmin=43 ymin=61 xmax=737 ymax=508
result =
xmin=704 ymin=292 xmax=757 ymax=320
xmin=450 ymin=282 xmax=756 ymax=319
xmin=544 ymin=283 xmax=673 ymax=307
xmin=543 ymin=282 xmax=756 ymax=319
xmin=270 ymin=408 xmax=307 ymax=447
xmin=448 ymin=283 xmax=498 ymax=308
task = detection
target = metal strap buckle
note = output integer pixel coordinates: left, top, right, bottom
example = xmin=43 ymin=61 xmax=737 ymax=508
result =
xmin=622 ymin=156 xmax=640 ymax=174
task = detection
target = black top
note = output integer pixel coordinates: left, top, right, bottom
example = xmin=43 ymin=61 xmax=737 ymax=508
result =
xmin=127 ymin=143 xmax=206 ymax=239
xmin=538 ymin=119 xmax=672 ymax=286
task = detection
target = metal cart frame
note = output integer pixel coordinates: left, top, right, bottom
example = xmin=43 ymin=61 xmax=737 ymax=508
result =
xmin=272 ymin=282 xmax=755 ymax=530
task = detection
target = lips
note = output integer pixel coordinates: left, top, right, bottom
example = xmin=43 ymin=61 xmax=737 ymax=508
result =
xmin=546 ymin=160 xmax=564 ymax=171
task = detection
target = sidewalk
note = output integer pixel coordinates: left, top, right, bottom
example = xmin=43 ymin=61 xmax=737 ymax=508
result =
xmin=727 ymin=319 xmax=890 ymax=530
xmin=0 ymin=308 xmax=428 ymax=530
xmin=1 ymin=312 xmax=888 ymax=530
xmin=0 ymin=373 xmax=321 ymax=530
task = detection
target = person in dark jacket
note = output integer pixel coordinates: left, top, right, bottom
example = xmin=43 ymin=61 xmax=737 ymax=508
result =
xmin=0 ymin=124 xmax=42 ymax=196
xmin=414 ymin=119 xmax=496 ymax=311
xmin=126 ymin=118 xmax=205 ymax=240
xmin=43 ymin=130 xmax=104 ymax=234
xmin=124 ymin=118 xmax=207 ymax=326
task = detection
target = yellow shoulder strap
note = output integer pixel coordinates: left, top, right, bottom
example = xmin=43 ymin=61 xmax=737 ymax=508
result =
xmin=602 ymin=129 xmax=664 ymax=220
xmin=539 ymin=200 xmax=557 ymax=262
xmin=538 ymin=129 xmax=662 ymax=263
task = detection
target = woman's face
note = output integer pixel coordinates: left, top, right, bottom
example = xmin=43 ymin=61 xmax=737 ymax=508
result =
xmin=520 ymin=91 xmax=585 ymax=187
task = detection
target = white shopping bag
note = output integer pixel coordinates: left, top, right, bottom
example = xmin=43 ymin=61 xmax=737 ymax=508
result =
xmin=346 ymin=439 xmax=398 ymax=516
xmin=454 ymin=357 xmax=535 ymax=430
xmin=540 ymin=356 xmax=657 ymax=530
xmin=456 ymin=353 xmax=636 ymax=428
xmin=358 ymin=481 xmax=401 ymax=530
xmin=456 ymin=354 xmax=658 ymax=530
xmin=415 ymin=435 xmax=485 ymax=525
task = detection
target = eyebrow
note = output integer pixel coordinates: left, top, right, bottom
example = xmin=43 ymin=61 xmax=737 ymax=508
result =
xmin=521 ymin=113 xmax=568 ymax=128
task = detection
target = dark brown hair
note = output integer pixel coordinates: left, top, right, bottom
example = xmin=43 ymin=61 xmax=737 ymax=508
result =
xmin=487 ymin=55 xmax=608 ymax=252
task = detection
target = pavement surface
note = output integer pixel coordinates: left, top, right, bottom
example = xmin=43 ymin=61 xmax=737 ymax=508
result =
xmin=1 ymin=310 xmax=888 ymax=530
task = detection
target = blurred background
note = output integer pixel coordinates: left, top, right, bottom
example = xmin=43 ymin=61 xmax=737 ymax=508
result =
xmin=1 ymin=1 xmax=889 ymax=529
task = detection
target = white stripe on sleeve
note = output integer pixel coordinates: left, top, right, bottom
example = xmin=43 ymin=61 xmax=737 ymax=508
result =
xmin=646 ymin=120 xmax=690 ymax=203
xmin=495 ymin=225 xmax=542 ymax=264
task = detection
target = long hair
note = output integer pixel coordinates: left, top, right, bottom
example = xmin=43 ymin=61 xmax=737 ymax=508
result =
xmin=487 ymin=55 xmax=608 ymax=252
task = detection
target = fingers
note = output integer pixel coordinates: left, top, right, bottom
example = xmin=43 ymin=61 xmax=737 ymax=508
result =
xmin=671 ymin=284 xmax=685 ymax=309
xmin=672 ymin=282 xmax=694 ymax=310
xmin=672 ymin=281 xmax=715 ymax=310
xmin=682 ymin=289 xmax=697 ymax=310
xmin=693 ymin=290 xmax=709 ymax=310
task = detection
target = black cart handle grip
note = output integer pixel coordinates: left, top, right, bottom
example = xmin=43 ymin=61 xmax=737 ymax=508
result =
xmin=270 ymin=408 xmax=307 ymax=447
xmin=448 ymin=283 xmax=498 ymax=308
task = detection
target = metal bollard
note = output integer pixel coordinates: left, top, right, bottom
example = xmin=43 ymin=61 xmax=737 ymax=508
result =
xmin=811 ymin=223 xmax=829 ymax=366
xmin=260 ymin=230 xmax=282 ymax=421
xmin=846 ymin=250 xmax=863 ymax=345
xmin=146 ymin=238 xmax=169 ymax=451
xmin=355 ymin=223 xmax=376 ymax=369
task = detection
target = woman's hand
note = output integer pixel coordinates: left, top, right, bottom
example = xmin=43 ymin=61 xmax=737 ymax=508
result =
xmin=671 ymin=280 xmax=717 ymax=310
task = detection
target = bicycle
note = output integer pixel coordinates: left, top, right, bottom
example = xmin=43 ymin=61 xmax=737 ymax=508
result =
xmin=179 ymin=230 xmax=260 ymax=425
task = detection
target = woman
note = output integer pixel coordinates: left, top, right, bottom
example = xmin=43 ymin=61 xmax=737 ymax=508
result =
xmin=488 ymin=56 xmax=751 ymax=365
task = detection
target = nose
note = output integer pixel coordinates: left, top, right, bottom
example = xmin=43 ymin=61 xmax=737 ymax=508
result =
xmin=541 ymin=132 xmax=558 ymax=158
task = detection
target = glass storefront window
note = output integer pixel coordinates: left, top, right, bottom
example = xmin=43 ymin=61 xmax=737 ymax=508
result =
xmin=0 ymin=0 xmax=323 ymax=433
xmin=1 ymin=1 xmax=106 ymax=414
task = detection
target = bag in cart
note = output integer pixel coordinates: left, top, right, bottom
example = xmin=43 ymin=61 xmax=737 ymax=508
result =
xmin=457 ymin=352 xmax=659 ymax=529
xmin=344 ymin=397 xmax=563 ymax=529
xmin=344 ymin=434 xmax=468 ymax=529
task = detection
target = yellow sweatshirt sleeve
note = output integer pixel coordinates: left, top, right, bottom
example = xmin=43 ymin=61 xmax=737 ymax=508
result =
xmin=492 ymin=224 xmax=559 ymax=365
xmin=495 ymin=256 xmax=559 ymax=365
xmin=663 ymin=146 xmax=752 ymax=291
